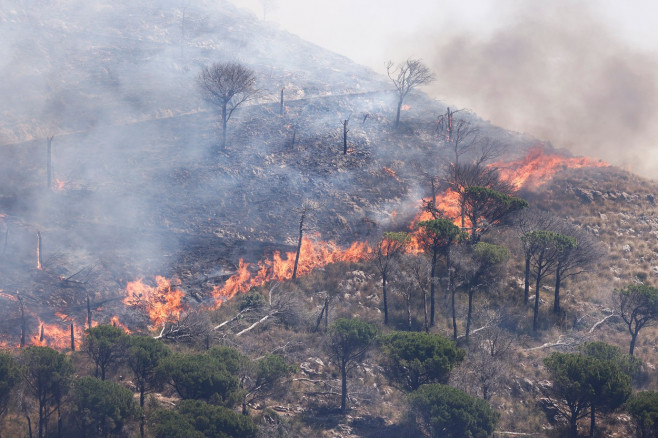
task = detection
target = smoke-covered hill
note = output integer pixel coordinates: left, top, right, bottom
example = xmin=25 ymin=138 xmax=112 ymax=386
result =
xmin=1 ymin=1 xmax=658 ymax=437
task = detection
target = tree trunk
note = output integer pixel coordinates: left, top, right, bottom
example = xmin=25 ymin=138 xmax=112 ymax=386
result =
xmin=448 ymin=252 xmax=457 ymax=340
xmin=406 ymin=296 xmax=412 ymax=330
xmin=1 ymin=224 xmax=7 ymax=257
xmin=280 ymin=88 xmax=284 ymax=115
xmin=46 ymin=136 xmax=53 ymax=191
xmin=524 ymin=254 xmax=531 ymax=304
xmin=430 ymin=249 xmax=437 ymax=327
xmin=38 ymin=392 xmax=44 ymax=438
xmin=26 ymin=415 xmax=32 ymax=438
xmin=87 ymin=294 xmax=92 ymax=328
xmin=533 ymin=270 xmax=542 ymax=332
xmin=221 ymin=104 xmax=228 ymax=149
xmin=382 ymin=273 xmax=388 ymax=325
xmin=340 ymin=360 xmax=348 ymax=413
xmin=343 ymin=119 xmax=348 ymax=155
xmin=589 ymin=405 xmax=595 ymax=437
xmin=314 ymin=300 xmax=326 ymax=332
xmin=569 ymin=416 xmax=578 ymax=438
xmin=19 ymin=294 xmax=26 ymax=348
xmin=553 ymin=265 xmax=562 ymax=314
xmin=70 ymin=324 xmax=75 ymax=351
xmin=394 ymin=99 xmax=403 ymax=129
xmin=36 ymin=231 xmax=42 ymax=270
xmin=423 ymin=289 xmax=429 ymax=333
xmin=57 ymin=404 xmax=62 ymax=438
xmin=292 ymin=209 xmax=305 ymax=280
xmin=629 ymin=330 xmax=638 ymax=356
xmin=465 ymin=288 xmax=474 ymax=343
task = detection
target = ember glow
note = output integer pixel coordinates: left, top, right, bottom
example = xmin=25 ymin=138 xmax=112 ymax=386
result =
xmin=211 ymin=237 xmax=372 ymax=307
xmin=123 ymin=276 xmax=186 ymax=329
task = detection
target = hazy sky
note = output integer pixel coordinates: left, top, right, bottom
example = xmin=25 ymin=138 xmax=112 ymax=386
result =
xmin=230 ymin=0 xmax=658 ymax=178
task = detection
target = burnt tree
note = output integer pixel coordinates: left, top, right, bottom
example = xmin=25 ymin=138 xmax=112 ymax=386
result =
xmin=197 ymin=62 xmax=258 ymax=149
xmin=437 ymin=108 xmax=478 ymax=166
xmin=291 ymin=201 xmax=318 ymax=280
xmin=372 ymin=232 xmax=409 ymax=325
xmin=386 ymin=59 xmax=434 ymax=129
xmin=46 ymin=136 xmax=53 ymax=191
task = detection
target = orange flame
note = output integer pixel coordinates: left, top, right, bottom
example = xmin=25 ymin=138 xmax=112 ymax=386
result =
xmin=492 ymin=146 xmax=609 ymax=190
xmin=30 ymin=317 xmax=80 ymax=350
xmin=0 ymin=292 xmax=18 ymax=302
xmin=123 ymin=276 xmax=185 ymax=329
xmin=211 ymin=237 xmax=372 ymax=307
xmin=382 ymin=167 xmax=402 ymax=183
xmin=53 ymin=179 xmax=68 ymax=192
xmin=109 ymin=315 xmax=131 ymax=334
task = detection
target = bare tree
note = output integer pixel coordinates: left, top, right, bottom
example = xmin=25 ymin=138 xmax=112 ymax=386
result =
xmin=259 ymin=0 xmax=278 ymax=20
xmin=372 ymin=232 xmax=409 ymax=325
xmin=515 ymin=209 xmax=562 ymax=305
xmin=437 ymin=108 xmax=478 ymax=165
xmin=386 ymin=59 xmax=435 ymax=129
xmin=523 ymin=230 xmax=576 ymax=331
xmin=46 ymin=136 xmax=54 ymax=191
xmin=197 ymin=62 xmax=258 ymax=149
xmin=292 ymin=201 xmax=318 ymax=280
xmin=551 ymin=223 xmax=604 ymax=314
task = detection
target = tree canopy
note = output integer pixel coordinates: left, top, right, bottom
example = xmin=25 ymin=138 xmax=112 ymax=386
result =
xmin=379 ymin=331 xmax=464 ymax=391
xmin=160 ymin=351 xmax=242 ymax=406
xmin=127 ymin=335 xmax=170 ymax=407
xmin=627 ymin=391 xmax=658 ymax=438
xmin=617 ymin=284 xmax=658 ymax=355
xmin=0 ymin=351 xmax=20 ymax=418
xmin=462 ymin=186 xmax=527 ymax=242
xmin=542 ymin=352 xmax=631 ymax=437
xmin=327 ymin=318 xmax=377 ymax=412
xmin=151 ymin=400 xmax=256 ymax=438
xmin=72 ymin=376 xmax=140 ymax=437
xmin=407 ymin=383 xmax=499 ymax=438
xmin=83 ymin=324 xmax=128 ymax=380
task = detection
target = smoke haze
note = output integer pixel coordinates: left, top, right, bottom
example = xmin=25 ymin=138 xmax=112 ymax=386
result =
xmin=424 ymin=1 xmax=658 ymax=177
xmin=236 ymin=0 xmax=658 ymax=178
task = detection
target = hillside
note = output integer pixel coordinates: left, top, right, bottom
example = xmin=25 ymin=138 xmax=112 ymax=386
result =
xmin=0 ymin=1 xmax=656 ymax=437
